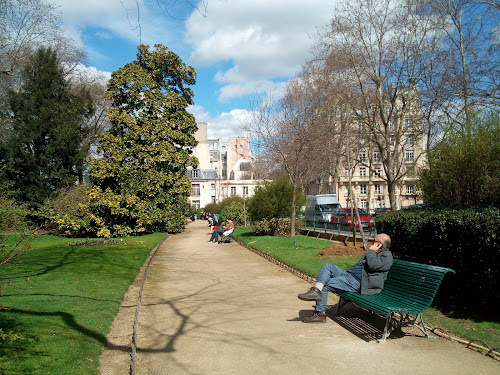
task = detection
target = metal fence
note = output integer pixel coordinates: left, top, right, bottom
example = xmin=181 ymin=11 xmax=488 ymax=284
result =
xmin=302 ymin=210 xmax=376 ymax=237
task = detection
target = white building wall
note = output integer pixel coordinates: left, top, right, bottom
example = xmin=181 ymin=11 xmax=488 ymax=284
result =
xmin=188 ymin=123 xmax=262 ymax=210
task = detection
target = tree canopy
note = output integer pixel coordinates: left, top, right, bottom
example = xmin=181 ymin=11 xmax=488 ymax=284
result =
xmin=87 ymin=44 xmax=198 ymax=237
xmin=3 ymin=47 xmax=93 ymax=209
xmin=418 ymin=112 xmax=500 ymax=208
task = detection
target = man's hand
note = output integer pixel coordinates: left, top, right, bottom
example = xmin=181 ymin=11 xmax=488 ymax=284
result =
xmin=369 ymin=241 xmax=383 ymax=252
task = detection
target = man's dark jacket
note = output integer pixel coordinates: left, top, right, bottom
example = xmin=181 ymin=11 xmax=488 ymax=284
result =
xmin=360 ymin=247 xmax=393 ymax=295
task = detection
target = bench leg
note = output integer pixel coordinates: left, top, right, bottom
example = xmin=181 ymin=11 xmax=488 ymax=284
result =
xmin=378 ymin=313 xmax=398 ymax=343
xmin=335 ymin=296 xmax=350 ymax=315
xmin=411 ymin=313 xmax=435 ymax=340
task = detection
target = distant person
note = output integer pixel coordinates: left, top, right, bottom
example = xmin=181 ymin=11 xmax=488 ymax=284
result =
xmin=208 ymin=219 xmax=234 ymax=243
xmin=297 ymin=233 xmax=393 ymax=323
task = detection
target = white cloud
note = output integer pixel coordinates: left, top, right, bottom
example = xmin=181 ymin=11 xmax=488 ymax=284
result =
xmin=188 ymin=105 xmax=253 ymax=143
xmin=185 ymin=0 xmax=334 ymax=101
xmin=53 ymin=0 xmax=185 ymax=54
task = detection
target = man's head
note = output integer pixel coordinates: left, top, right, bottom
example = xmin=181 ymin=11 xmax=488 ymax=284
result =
xmin=374 ymin=233 xmax=391 ymax=249
xmin=227 ymin=218 xmax=232 ymax=222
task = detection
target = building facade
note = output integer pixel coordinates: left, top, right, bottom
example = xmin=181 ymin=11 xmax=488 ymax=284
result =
xmin=188 ymin=123 xmax=261 ymax=210
xmin=305 ymin=95 xmax=426 ymax=211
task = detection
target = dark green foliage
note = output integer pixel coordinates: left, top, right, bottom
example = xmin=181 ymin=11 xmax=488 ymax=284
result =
xmin=418 ymin=112 xmax=500 ymax=208
xmin=0 ymin=170 xmax=29 ymax=231
xmin=247 ymin=176 xmax=305 ymax=222
xmin=376 ymin=208 xmax=500 ymax=315
xmin=3 ymin=47 xmax=94 ymax=209
xmin=84 ymin=44 xmax=198 ymax=237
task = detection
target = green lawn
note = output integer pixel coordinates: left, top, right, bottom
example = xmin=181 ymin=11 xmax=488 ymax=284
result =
xmin=234 ymin=227 xmax=500 ymax=350
xmin=0 ymin=232 xmax=167 ymax=375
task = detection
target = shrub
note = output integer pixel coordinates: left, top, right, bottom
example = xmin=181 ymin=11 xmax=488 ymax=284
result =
xmin=219 ymin=199 xmax=246 ymax=226
xmin=376 ymin=207 xmax=500 ymax=315
xmin=202 ymin=202 xmax=219 ymax=214
xmin=247 ymin=176 xmax=305 ymax=222
xmin=254 ymin=218 xmax=293 ymax=236
xmin=418 ymin=112 xmax=500 ymax=208
xmin=0 ymin=196 xmax=29 ymax=231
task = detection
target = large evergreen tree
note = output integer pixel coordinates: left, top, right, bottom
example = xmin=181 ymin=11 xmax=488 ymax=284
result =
xmin=4 ymin=47 xmax=93 ymax=209
xmin=88 ymin=44 xmax=198 ymax=237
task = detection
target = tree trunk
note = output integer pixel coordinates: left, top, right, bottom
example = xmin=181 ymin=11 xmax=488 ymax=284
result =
xmin=290 ymin=182 xmax=297 ymax=237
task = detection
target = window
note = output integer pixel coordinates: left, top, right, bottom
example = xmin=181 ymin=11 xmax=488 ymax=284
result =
xmin=388 ymin=121 xmax=394 ymax=131
xmin=230 ymin=186 xmax=236 ymax=195
xmin=211 ymin=183 xmax=215 ymax=189
xmin=192 ymin=200 xmax=200 ymax=210
xmin=360 ymin=184 xmax=367 ymax=194
xmin=373 ymin=151 xmax=380 ymax=163
xmin=345 ymin=168 xmax=350 ymax=177
xmin=360 ymin=167 xmax=367 ymax=177
xmin=375 ymin=184 xmax=382 ymax=194
xmin=359 ymin=152 xmax=366 ymax=163
xmin=406 ymin=185 xmax=415 ymax=194
xmin=211 ymin=196 xmax=216 ymax=203
xmin=405 ymin=118 xmax=414 ymax=129
xmin=345 ymin=186 xmax=350 ymax=195
xmin=405 ymin=150 xmax=414 ymax=163
xmin=406 ymin=134 xmax=414 ymax=146
xmin=243 ymin=186 xmax=249 ymax=195
xmin=375 ymin=167 xmax=381 ymax=176
xmin=360 ymin=199 xmax=367 ymax=209
xmin=192 ymin=169 xmax=199 ymax=178
xmin=389 ymin=135 xmax=395 ymax=145
xmin=192 ymin=184 xmax=200 ymax=196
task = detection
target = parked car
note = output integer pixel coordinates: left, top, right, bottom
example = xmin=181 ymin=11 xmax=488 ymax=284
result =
xmin=373 ymin=207 xmax=391 ymax=217
xmin=330 ymin=207 xmax=375 ymax=231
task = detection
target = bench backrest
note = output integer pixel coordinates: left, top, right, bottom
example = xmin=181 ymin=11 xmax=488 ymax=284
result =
xmin=381 ymin=259 xmax=455 ymax=309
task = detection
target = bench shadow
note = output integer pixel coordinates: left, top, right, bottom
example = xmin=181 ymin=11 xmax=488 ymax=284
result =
xmin=329 ymin=304 xmax=408 ymax=342
xmin=289 ymin=305 xmax=409 ymax=342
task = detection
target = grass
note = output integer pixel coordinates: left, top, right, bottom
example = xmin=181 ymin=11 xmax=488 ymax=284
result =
xmin=0 ymin=232 xmax=167 ymax=375
xmin=234 ymin=227 xmax=500 ymax=351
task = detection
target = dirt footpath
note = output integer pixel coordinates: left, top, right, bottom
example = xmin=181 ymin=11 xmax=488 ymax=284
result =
xmin=99 ymin=220 xmax=499 ymax=375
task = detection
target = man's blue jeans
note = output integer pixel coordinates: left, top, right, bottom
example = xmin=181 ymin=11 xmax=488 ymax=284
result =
xmin=315 ymin=262 xmax=360 ymax=312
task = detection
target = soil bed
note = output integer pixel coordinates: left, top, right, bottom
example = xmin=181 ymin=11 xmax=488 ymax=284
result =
xmin=318 ymin=241 xmax=366 ymax=258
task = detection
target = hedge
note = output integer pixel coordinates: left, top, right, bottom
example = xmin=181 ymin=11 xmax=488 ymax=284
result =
xmin=376 ymin=207 xmax=499 ymax=315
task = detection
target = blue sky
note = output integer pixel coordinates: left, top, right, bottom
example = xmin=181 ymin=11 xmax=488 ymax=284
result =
xmin=53 ymin=0 xmax=335 ymax=142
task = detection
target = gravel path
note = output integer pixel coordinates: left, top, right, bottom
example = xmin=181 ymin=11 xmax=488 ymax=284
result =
xmin=99 ymin=220 xmax=499 ymax=375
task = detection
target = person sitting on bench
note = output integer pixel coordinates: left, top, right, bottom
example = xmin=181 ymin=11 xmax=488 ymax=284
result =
xmin=297 ymin=233 xmax=393 ymax=323
xmin=208 ymin=219 xmax=235 ymax=243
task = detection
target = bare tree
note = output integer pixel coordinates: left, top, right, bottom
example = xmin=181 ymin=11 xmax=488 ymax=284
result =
xmin=244 ymin=82 xmax=318 ymax=237
xmin=425 ymin=0 xmax=500 ymax=133
xmin=315 ymin=0 xmax=432 ymax=209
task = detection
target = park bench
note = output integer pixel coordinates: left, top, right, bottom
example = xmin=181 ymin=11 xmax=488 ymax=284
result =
xmin=219 ymin=227 xmax=235 ymax=243
xmin=336 ymin=259 xmax=455 ymax=342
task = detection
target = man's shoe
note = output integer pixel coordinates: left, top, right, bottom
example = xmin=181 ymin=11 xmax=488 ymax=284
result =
xmin=298 ymin=287 xmax=322 ymax=301
xmin=303 ymin=311 xmax=327 ymax=323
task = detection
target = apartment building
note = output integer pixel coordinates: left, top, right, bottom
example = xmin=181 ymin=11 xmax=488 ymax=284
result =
xmin=188 ymin=123 xmax=261 ymax=210
xmin=306 ymin=94 xmax=426 ymax=211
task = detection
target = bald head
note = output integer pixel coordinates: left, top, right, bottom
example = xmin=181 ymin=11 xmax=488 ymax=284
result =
xmin=375 ymin=233 xmax=391 ymax=249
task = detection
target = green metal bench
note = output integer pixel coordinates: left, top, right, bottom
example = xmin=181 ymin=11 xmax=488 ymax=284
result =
xmin=336 ymin=259 xmax=455 ymax=342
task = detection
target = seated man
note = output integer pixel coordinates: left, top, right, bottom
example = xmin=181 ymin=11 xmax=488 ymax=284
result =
xmin=208 ymin=218 xmax=234 ymax=243
xmin=298 ymin=233 xmax=393 ymax=323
